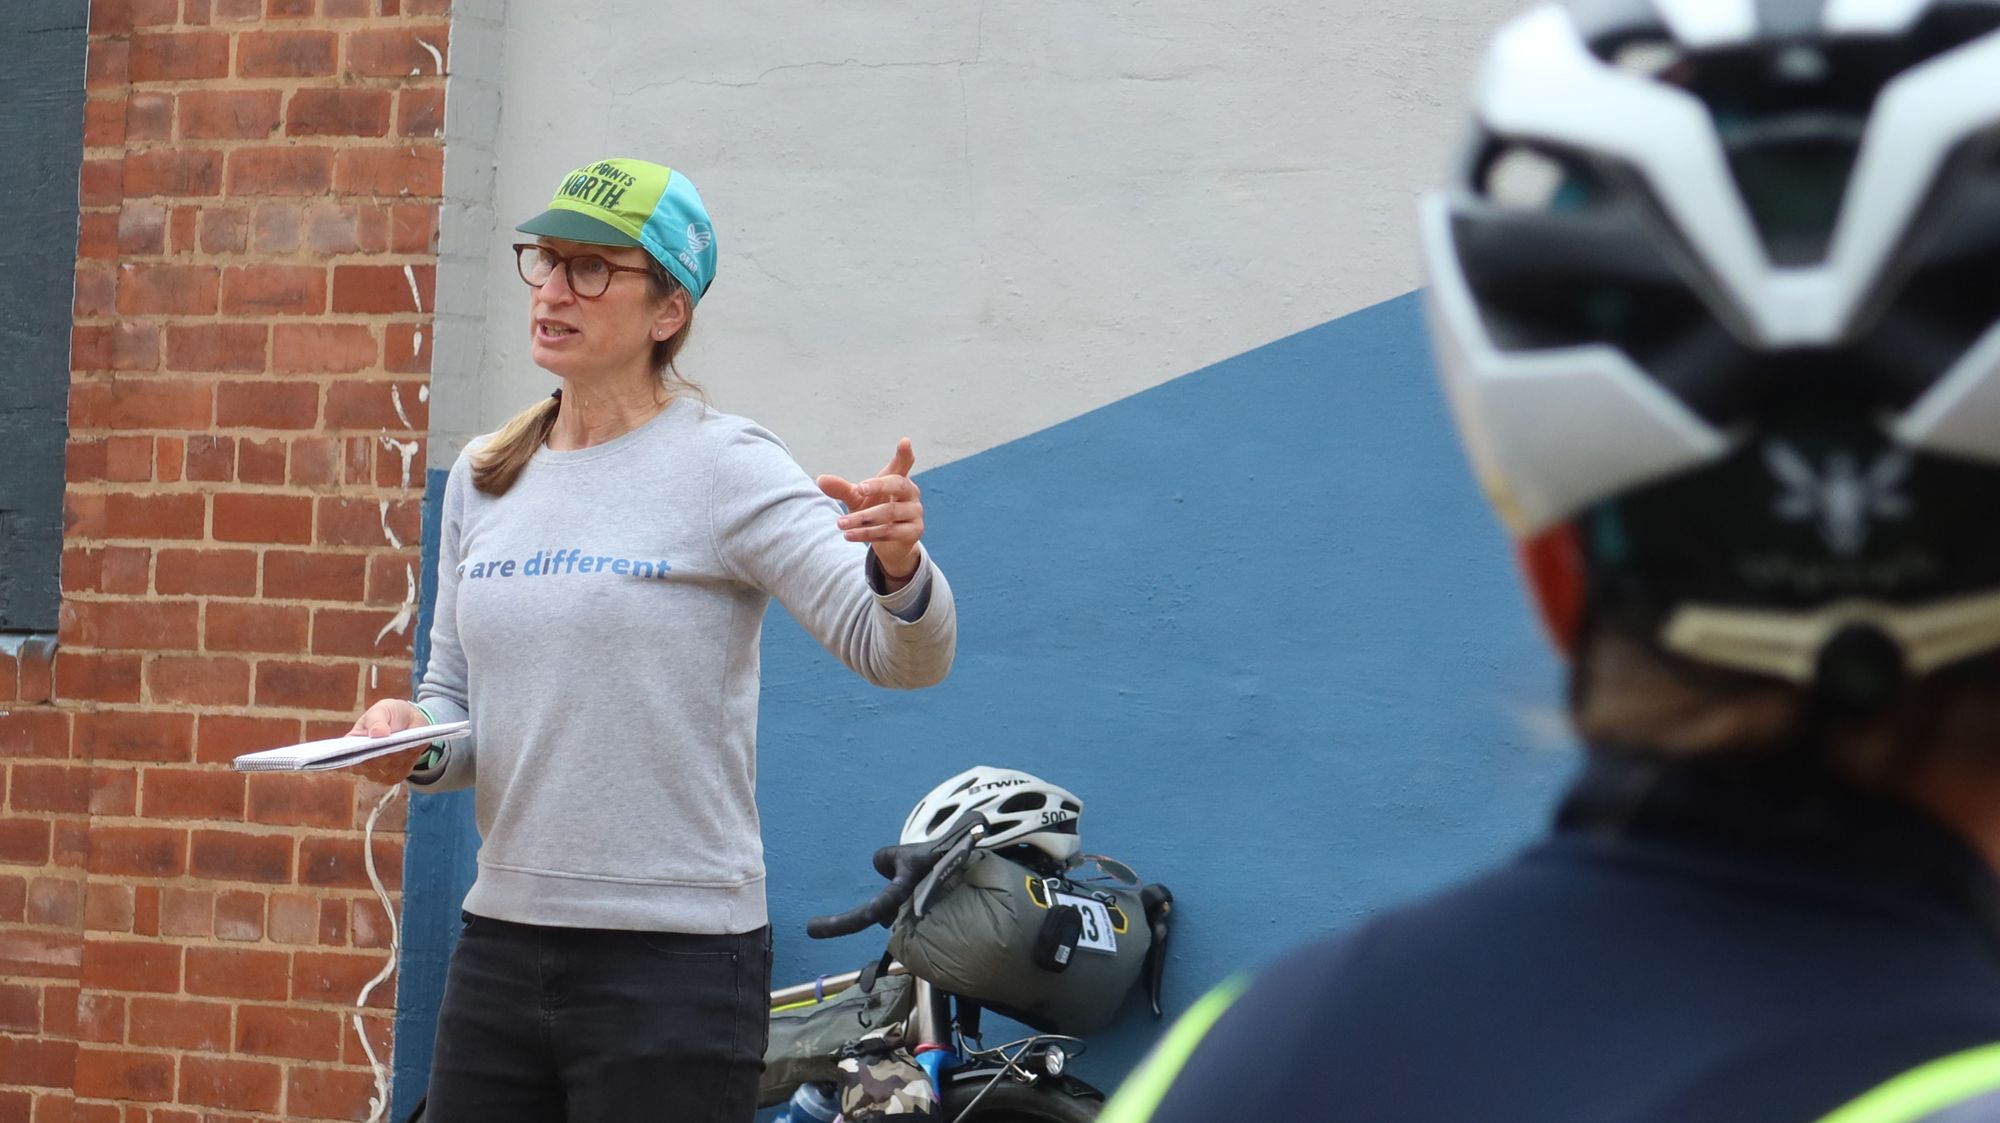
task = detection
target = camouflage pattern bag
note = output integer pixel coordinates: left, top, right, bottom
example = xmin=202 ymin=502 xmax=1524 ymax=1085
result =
xmin=835 ymin=1028 xmax=938 ymax=1119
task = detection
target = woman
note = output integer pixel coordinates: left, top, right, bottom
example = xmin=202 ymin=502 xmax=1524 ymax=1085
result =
xmin=348 ymin=158 xmax=956 ymax=1122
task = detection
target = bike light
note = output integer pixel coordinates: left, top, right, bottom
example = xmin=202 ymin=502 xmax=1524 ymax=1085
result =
xmin=1040 ymin=1045 xmax=1067 ymax=1078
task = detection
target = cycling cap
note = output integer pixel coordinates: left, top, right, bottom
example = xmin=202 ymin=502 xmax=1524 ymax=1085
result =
xmin=1424 ymin=0 xmax=2000 ymax=707
xmin=900 ymin=766 xmax=1083 ymax=864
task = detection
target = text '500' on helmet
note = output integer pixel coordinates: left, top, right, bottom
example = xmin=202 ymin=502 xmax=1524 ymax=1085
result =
xmin=1423 ymin=0 xmax=2000 ymax=706
xmin=900 ymin=766 xmax=1083 ymax=865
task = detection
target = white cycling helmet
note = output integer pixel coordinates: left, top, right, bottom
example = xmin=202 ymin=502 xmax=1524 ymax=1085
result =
xmin=1425 ymin=0 xmax=2000 ymax=708
xmin=900 ymin=766 xmax=1083 ymax=864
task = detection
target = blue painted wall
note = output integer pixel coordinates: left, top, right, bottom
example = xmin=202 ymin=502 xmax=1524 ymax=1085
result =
xmin=394 ymin=291 xmax=1578 ymax=1107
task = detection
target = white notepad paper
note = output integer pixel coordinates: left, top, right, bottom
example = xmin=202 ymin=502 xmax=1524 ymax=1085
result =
xmin=231 ymin=722 xmax=471 ymax=773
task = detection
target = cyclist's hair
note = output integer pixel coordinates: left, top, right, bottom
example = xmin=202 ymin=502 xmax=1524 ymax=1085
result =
xmin=1571 ymin=629 xmax=2000 ymax=782
xmin=473 ymin=255 xmax=701 ymax=497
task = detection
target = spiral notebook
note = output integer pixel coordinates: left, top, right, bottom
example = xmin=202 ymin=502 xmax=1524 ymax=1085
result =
xmin=231 ymin=722 xmax=471 ymax=773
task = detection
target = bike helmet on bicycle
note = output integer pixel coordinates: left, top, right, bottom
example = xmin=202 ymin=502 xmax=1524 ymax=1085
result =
xmin=900 ymin=766 xmax=1083 ymax=865
xmin=1424 ymin=0 xmax=2000 ymax=711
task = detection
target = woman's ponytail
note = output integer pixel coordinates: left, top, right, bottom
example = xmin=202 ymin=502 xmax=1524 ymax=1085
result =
xmin=471 ymin=390 xmax=562 ymax=496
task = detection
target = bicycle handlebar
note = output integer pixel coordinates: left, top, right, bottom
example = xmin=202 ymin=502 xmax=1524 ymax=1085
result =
xmin=805 ymin=818 xmax=987 ymax=939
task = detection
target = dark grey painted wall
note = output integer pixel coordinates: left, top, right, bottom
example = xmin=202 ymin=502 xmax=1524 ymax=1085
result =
xmin=0 ymin=0 xmax=90 ymax=632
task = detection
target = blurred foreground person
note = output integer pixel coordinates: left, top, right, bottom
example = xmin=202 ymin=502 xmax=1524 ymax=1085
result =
xmin=1108 ymin=3 xmax=2000 ymax=1120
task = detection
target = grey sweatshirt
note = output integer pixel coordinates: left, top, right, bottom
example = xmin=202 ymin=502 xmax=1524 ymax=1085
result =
xmin=413 ymin=396 xmax=956 ymax=934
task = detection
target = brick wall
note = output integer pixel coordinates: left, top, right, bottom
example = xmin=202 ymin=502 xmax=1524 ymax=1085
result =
xmin=0 ymin=0 xmax=445 ymax=1117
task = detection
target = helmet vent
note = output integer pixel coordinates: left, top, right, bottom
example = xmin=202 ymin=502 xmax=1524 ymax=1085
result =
xmin=998 ymin=793 xmax=1046 ymax=814
xmin=1482 ymin=147 xmax=1569 ymax=211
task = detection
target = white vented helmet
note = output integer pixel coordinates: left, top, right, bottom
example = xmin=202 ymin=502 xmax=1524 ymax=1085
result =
xmin=900 ymin=766 xmax=1083 ymax=864
xmin=1423 ymin=0 xmax=2000 ymax=703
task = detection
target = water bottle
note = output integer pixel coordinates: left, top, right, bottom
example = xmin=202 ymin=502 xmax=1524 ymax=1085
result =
xmin=776 ymin=1082 xmax=839 ymax=1123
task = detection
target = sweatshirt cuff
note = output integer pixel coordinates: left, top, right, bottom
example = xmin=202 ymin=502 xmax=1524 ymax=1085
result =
xmin=867 ymin=546 xmax=934 ymax=623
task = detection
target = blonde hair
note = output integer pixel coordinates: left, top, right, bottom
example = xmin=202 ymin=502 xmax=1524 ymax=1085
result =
xmin=473 ymin=256 xmax=701 ymax=496
xmin=1571 ymin=628 xmax=2000 ymax=783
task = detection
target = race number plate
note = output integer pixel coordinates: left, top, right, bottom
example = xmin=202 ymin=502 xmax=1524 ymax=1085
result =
xmin=1053 ymin=892 xmax=1117 ymax=953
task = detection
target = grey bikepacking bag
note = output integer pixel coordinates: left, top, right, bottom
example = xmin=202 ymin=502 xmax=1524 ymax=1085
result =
xmin=888 ymin=848 xmax=1149 ymax=1035
xmin=759 ymin=971 xmax=917 ymax=1108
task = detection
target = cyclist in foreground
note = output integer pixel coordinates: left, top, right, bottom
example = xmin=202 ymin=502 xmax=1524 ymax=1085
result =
xmin=1107 ymin=2 xmax=2000 ymax=1120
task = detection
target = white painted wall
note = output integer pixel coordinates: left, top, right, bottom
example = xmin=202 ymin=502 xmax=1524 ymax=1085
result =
xmin=433 ymin=0 xmax=1518 ymax=475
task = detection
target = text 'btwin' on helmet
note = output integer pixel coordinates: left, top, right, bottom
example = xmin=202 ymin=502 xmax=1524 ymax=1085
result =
xmin=1423 ymin=0 xmax=2000 ymax=705
xmin=900 ymin=766 xmax=1083 ymax=865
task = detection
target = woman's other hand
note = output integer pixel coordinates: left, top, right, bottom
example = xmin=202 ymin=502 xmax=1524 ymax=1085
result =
xmin=347 ymin=699 xmax=436 ymax=785
xmin=818 ymin=438 xmax=925 ymax=589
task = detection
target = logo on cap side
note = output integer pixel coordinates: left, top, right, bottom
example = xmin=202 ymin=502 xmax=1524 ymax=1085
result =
xmin=685 ymin=223 xmax=712 ymax=253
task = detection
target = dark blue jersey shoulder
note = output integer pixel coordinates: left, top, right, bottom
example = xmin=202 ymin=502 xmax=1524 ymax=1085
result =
xmin=1123 ymin=756 xmax=2000 ymax=1123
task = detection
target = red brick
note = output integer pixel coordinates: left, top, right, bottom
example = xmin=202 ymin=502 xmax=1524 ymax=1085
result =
xmin=178 ymin=89 xmax=282 ymax=139
xmin=128 ymin=31 xmax=231 ymax=81
xmin=26 ymin=878 xmax=83 ymax=928
xmin=311 ymin=607 xmax=407 ymax=658
xmin=268 ymin=0 xmax=314 ymax=16
xmin=247 ymin=201 xmax=302 ymax=253
xmin=180 ymin=1056 xmax=283 ymax=1113
xmin=157 ymin=887 xmax=212 ymax=938
xmin=75 ymin=992 xmax=124 ymax=1043
xmin=84 ymin=882 xmax=135 ymax=931
xmin=76 ymin=710 xmax=198 ymax=766
xmin=396 ymin=87 xmax=444 ymax=139
xmin=0 ymin=981 xmax=38 ymax=1032
xmin=363 ymin=552 xmax=411 ymax=606
xmin=260 ymin=550 xmax=362 ymax=601
xmin=155 ymin=548 xmax=258 ymax=596
xmin=291 ymin=949 xmax=395 ymax=1006
xmin=246 ymin=772 xmax=352 ymax=828
xmin=183 ymin=946 xmax=289 ymax=1001
xmin=324 ymin=0 xmax=365 ymax=14
xmin=215 ymin=0 xmax=260 ymax=19
xmin=204 ymin=602 xmax=309 ymax=653
xmin=189 ymin=828 xmax=294 ymax=883
xmin=299 ymin=835 xmax=401 ymax=891
xmin=318 ymin=498 xmax=419 ymax=547
xmin=0 ymin=930 xmax=82 ymax=980
xmin=122 ymin=149 xmax=223 ymax=197
xmin=115 ymin=204 xmax=167 ymax=256
xmin=171 ymin=202 xmax=200 ymax=251
xmin=211 ymin=888 xmax=264 ymax=942
xmin=332 ymin=147 xmax=443 ymax=198
xmin=147 ymin=655 xmax=253 ymax=707
xmin=11 ymin=765 xmax=90 ymax=814
xmin=239 ymin=435 xmax=289 ymax=484
xmin=264 ymin=892 xmax=315 ymax=945
xmin=117 ymin=264 xmax=219 ymax=315
xmin=216 ymin=380 xmax=321 ymax=430
xmin=255 ymin=660 xmax=358 ymax=711
xmin=123 ymin=92 xmax=172 ymax=143
xmin=73 ymin=1047 xmax=171 ymax=1103
xmin=86 ymin=39 xmax=130 ymax=90
xmin=331 ymin=263 xmax=432 ymax=314
xmin=287 ymin=88 xmax=391 ymax=137
xmin=344 ymin=25 xmax=447 ymax=77
xmin=226 ymin=145 xmax=334 ymax=195
xmin=84 ymin=97 xmax=127 ymax=147
xmin=141 ymin=767 xmax=246 ymax=823
xmin=220 ymin=263 xmax=327 ymax=315
xmin=88 ymin=770 xmax=136 ymax=820
xmin=351 ymin=896 xmax=394 ymax=948
xmin=208 ymin=493 xmax=312 ymax=545
xmin=286 ymin=1065 xmax=378 ymax=1120
xmin=272 ymin=323 xmax=377 ymax=373
xmin=69 ymin=379 xmax=214 ymax=431
xmin=126 ymin=996 xmax=233 ymax=1052
xmin=60 ymin=601 xmax=200 ymax=653
xmin=237 ymin=30 xmax=336 ymax=77
xmin=85 ymin=826 xmax=188 ymax=878
xmin=236 ymin=1004 xmax=342 ymax=1061
xmin=164 ymin=323 xmax=268 ymax=373
xmin=71 ymin=326 xmax=113 ymax=372
xmin=389 ymin=202 xmax=438 ymax=253
xmin=80 ymin=941 xmax=182 ymax=993
xmin=103 ymin=493 xmax=205 ymax=540
xmin=201 ymin=206 xmax=250 ymax=254
xmin=56 ymin=651 xmax=144 ymax=704
xmin=184 ymin=435 xmax=235 ymax=481
xmin=305 ymin=202 xmax=368 ymax=254
xmin=2 ymin=818 xmax=54 ymax=865
xmin=79 ymin=159 xmax=124 ymax=211
xmin=289 ymin=436 xmax=343 ymax=487
xmin=326 ymin=379 xmax=427 ymax=430
xmin=54 ymin=818 xmax=91 ymax=868
xmin=130 ymin=0 xmax=181 ymax=24
xmin=158 ymin=437 xmax=187 ymax=483
xmin=74 ymin=263 xmax=116 ymax=318
xmin=103 ymin=435 xmax=154 ymax=482
xmin=0 ymin=708 xmax=71 ymax=760
xmin=77 ymin=211 xmax=119 ymax=259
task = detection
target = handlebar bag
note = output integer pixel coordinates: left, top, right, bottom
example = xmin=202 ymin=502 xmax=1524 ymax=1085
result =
xmin=888 ymin=849 xmax=1149 ymax=1035
xmin=759 ymin=971 xmax=916 ymax=1108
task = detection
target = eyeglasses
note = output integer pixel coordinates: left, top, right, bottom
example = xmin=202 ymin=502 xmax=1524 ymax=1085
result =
xmin=1064 ymin=854 xmax=1140 ymax=887
xmin=513 ymin=243 xmax=653 ymax=299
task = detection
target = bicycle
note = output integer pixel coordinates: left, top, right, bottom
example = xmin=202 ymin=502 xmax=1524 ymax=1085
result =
xmin=765 ymin=815 xmax=1175 ymax=1122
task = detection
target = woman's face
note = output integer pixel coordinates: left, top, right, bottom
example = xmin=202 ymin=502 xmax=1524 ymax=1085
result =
xmin=524 ymin=238 xmax=685 ymax=383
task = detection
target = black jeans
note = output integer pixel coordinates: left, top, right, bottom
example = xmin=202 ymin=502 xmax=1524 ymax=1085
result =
xmin=424 ymin=914 xmax=771 ymax=1123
